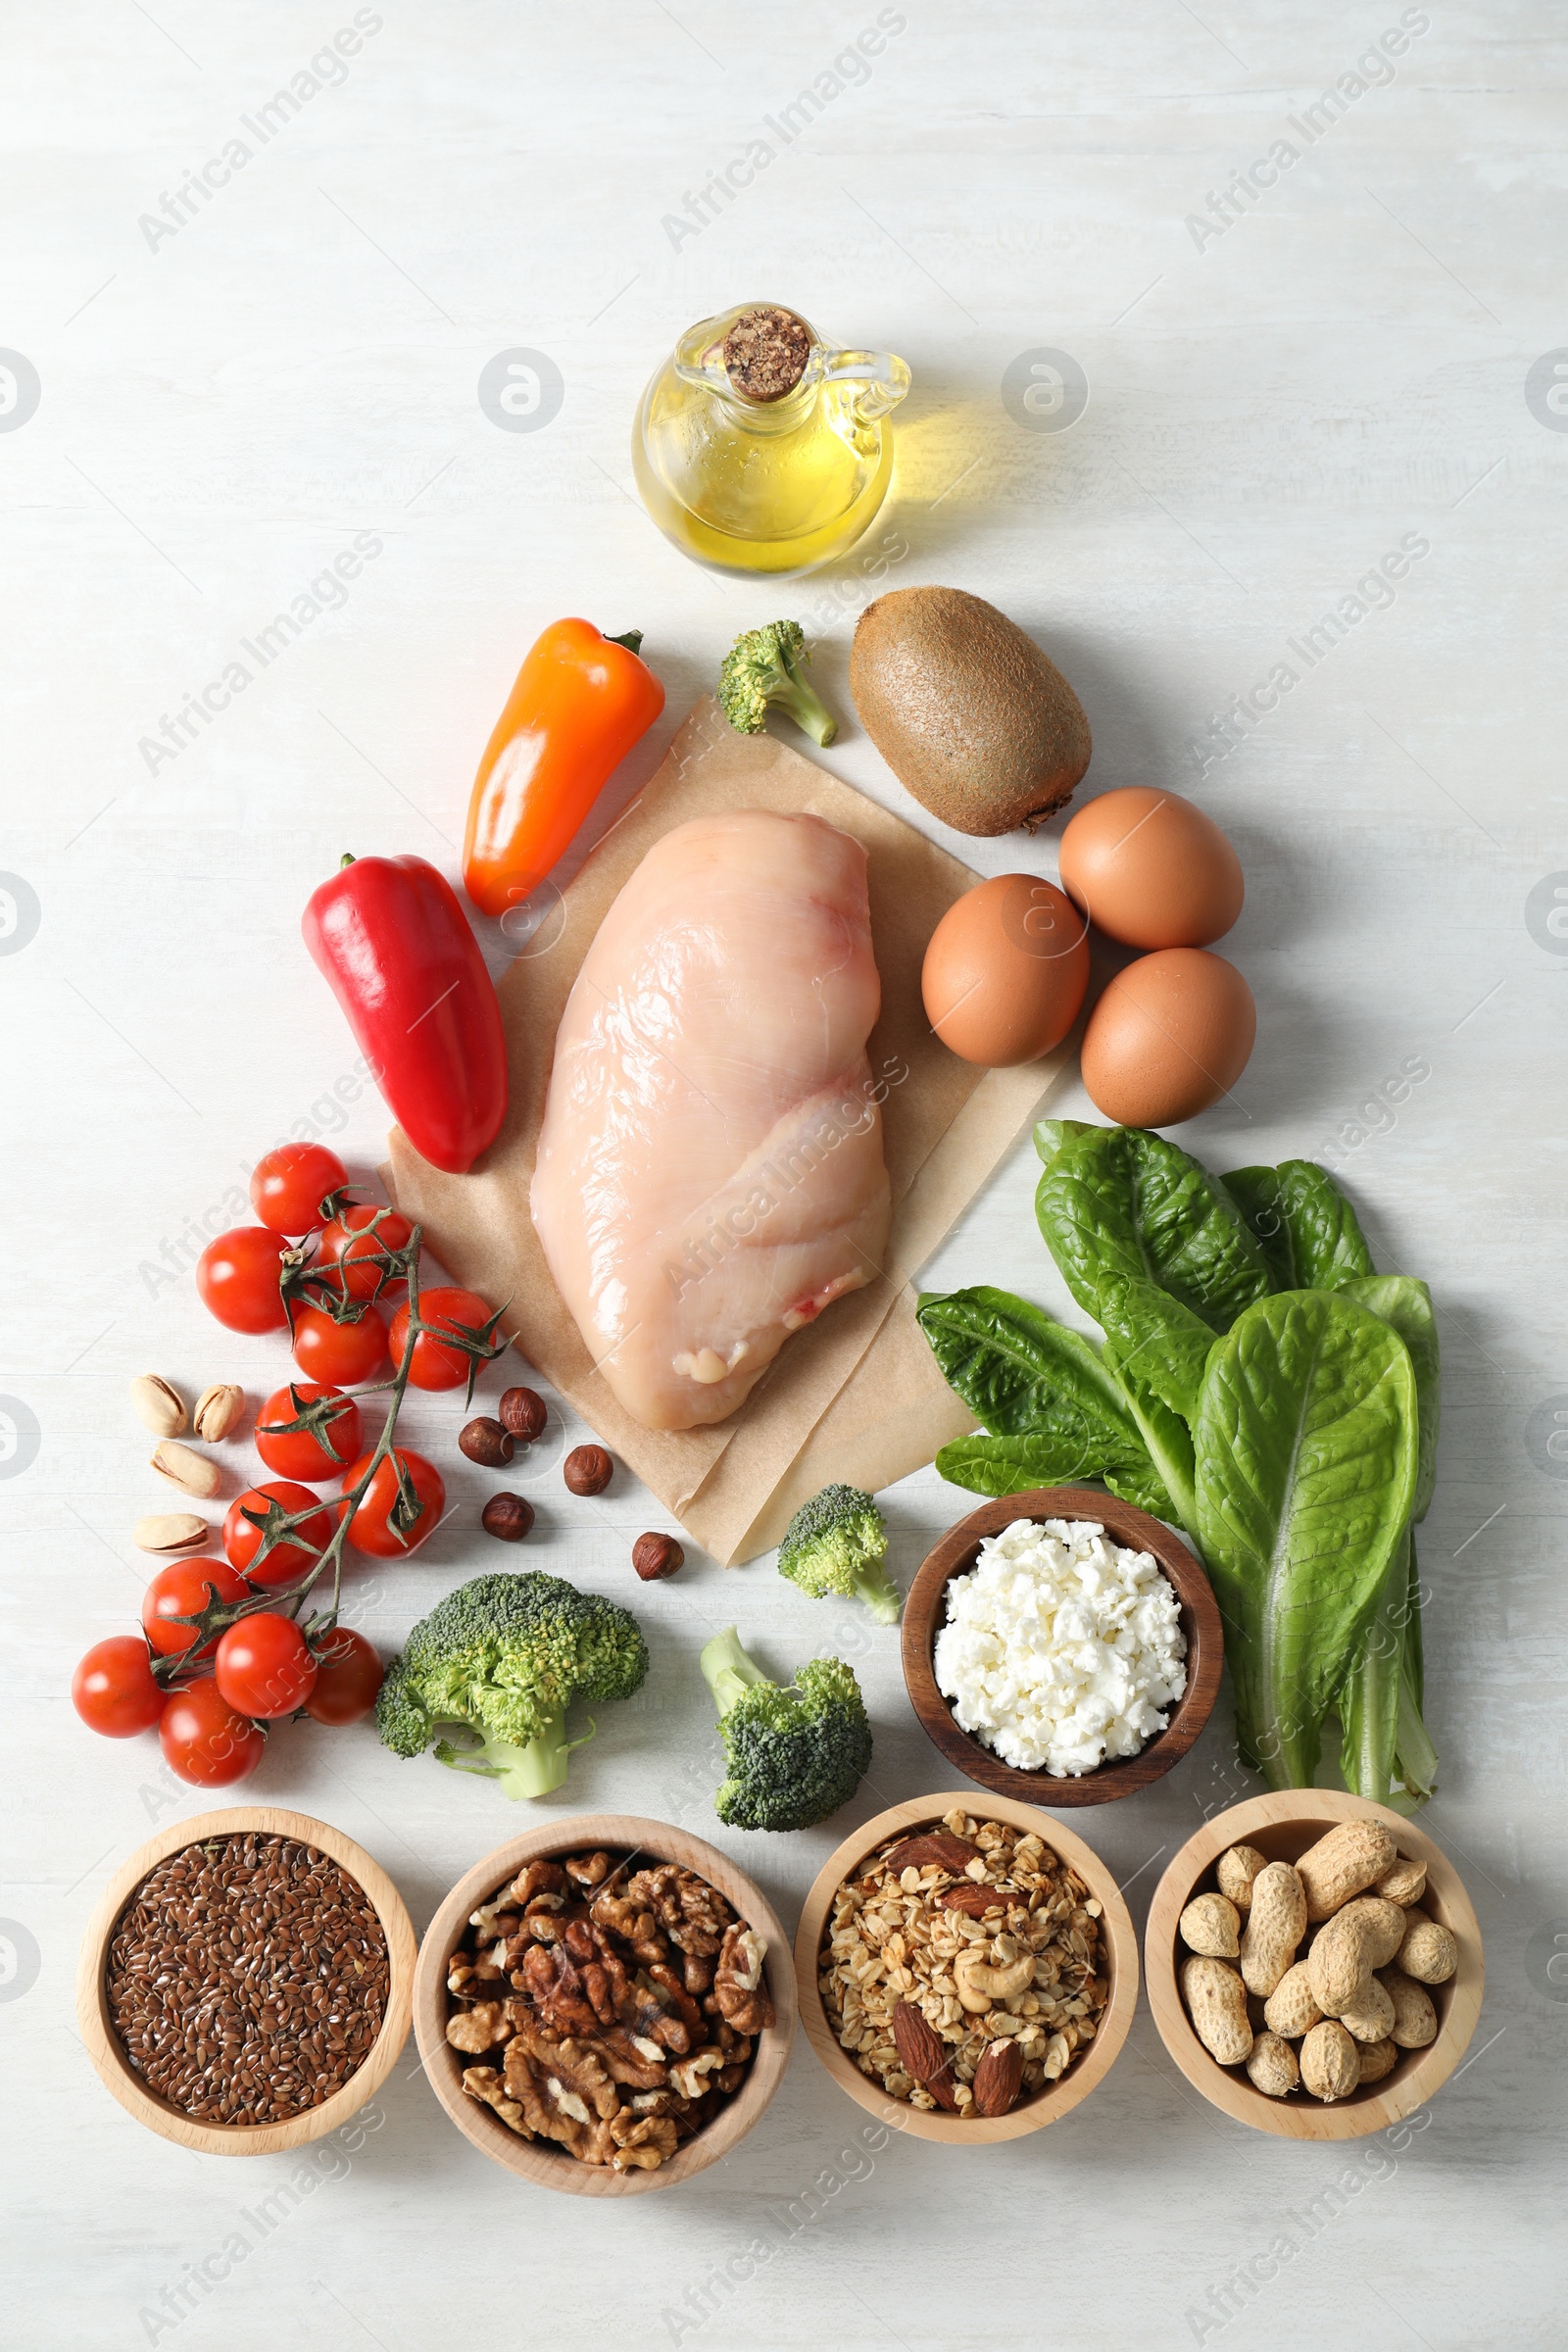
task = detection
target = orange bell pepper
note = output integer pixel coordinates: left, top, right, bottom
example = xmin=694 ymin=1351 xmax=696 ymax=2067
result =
xmin=463 ymin=618 xmax=665 ymax=919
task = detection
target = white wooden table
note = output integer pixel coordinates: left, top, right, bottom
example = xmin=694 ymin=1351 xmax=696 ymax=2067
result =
xmin=4 ymin=5 xmax=1563 ymax=2345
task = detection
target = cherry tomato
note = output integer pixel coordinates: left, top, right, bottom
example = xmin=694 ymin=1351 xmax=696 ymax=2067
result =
xmin=196 ymin=1225 xmax=291 ymax=1334
xmin=388 ymin=1287 xmax=496 ymax=1391
xmin=73 ymin=1637 xmax=166 ymax=1738
xmin=250 ymin=1142 xmax=349 ymax=1236
xmin=342 ymin=1447 xmax=446 ymax=1556
xmin=316 ymin=1203 xmax=414 ymax=1302
xmin=160 ymin=1678 xmax=267 ymax=1788
xmin=215 ymin=1612 xmax=318 ymax=1720
xmin=223 ymin=1482 xmax=334 ymax=1590
xmin=255 ymin=1382 xmax=364 ymax=1483
xmin=292 ymin=1302 xmax=387 ymax=1386
xmin=302 ymin=1627 xmax=384 ymax=1725
xmin=141 ymin=1557 xmax=253 ymax=1659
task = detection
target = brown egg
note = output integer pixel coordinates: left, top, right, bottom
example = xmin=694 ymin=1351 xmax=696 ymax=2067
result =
xmin=922 ymin=873 xmax=1090 ymax=1067
xmin=1081 ymin=948 xmax=1255 ymax=1126
xmin=1058 ymin=787 xmax=1244 ymax=950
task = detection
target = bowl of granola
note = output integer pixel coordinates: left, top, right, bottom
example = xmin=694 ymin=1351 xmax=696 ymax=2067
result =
xmin=793 ymin=1793 xmax=1137 ymax=2142
xmin=414 ymin=1814 xmax=796 ymax=2194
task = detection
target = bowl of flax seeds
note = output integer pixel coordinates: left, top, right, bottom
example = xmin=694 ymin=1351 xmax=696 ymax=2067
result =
xmin=76 ymin=1807 xmax=416 ymax=2156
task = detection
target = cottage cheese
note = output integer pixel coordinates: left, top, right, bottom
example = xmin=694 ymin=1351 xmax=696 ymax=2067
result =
xmin=933 ymin=1517 xmax=1187 ymax=1778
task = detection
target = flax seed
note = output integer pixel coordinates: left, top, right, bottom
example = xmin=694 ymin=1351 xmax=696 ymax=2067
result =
xmin=104 ymin=1833 xmax=388 ymax=2127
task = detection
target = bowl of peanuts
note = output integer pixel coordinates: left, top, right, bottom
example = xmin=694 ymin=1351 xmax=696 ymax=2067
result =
xmin=413 ymin=1813 xmax=796 ymax=2194
xmin=794 ymin=1792 xmax=1138 ymax=2144
xmin=1145 ymin=1790 xmax=1484 ymax=2139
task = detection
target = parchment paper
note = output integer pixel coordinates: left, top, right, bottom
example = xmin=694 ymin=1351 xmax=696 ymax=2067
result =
xmin=387 ymin=698 xmax=1070 ymax=1563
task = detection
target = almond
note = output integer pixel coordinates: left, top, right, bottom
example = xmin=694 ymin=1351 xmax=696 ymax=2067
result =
xmin=883 ymin=1833 xmax=979 ymax=1878
xmin=890 ymin=1999 xmax=959 ymax=2110
xmin=971 ymin=2038 xmax=1024 ymax=2117
xmin=942 ymin=1884 xmax=1007 ymax=1919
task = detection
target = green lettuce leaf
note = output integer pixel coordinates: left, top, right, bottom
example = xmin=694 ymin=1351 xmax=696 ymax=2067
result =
xmin=1221 ymin=1159 xmax=1376 ymax=1292
xmin=1340 ymin=1276 xmax=1441 ymax=1523
xmin=1035 ymin=1122 xmax=1272 ymax=1335
xmin=1338 ymin=1526 xmax=1409 ymax=1806
xmin=1097 ymin=1269 xmax=1215 ymax=1424
xmin=933 ymin=1432 xmax=1173 ymax=1519
xmin=916 ymin=1286 xmax=1170 ymax=1507
xmin=1195 ymin=1291 xmax=1418 ymax=1788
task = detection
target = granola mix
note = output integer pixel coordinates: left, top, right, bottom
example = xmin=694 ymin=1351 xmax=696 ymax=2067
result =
xmin=818 ymin=1808 xmax=1108 ymax=2115
xmin=446 ymin=1847 xmax=773 ymax=2173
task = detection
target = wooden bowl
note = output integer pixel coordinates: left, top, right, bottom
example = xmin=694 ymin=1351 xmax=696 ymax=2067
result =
xmin=902 ymin=1487 xmax=1223 ymax=1806
xmin=1145 ymin=1790 xmax=1485 ymax=2139
xmin=76 ymin=1806 xmax=416 ymax=2158
xmin=793 ymin=1791 xmax=1137 ymax=2144
xmin=413 ymin=1813 xmax=797 ymax=2196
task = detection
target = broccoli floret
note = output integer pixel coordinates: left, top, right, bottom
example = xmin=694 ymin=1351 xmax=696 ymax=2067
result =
xmin=700 ymin=1626 xmax=871 ymax=1832
xmin=777 ymin=1483 xmax=902 ymax=1623
xmin=374 ymin=1571 xmax=648 ymax=1800
xmin=716 ymin=620 xmax=839 ymax=747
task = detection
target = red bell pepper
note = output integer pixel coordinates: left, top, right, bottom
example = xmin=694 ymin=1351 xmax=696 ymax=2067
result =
xmin=303 ymin=855 xmax=508 ymax=1175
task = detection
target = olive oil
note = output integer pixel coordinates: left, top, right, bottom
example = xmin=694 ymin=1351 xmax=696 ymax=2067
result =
xmin=631 ymin=303 xmax=909 ymax=577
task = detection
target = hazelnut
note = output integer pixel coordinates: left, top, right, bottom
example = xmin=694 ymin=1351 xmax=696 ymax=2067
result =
xmin=191 ymin=1383 xmax=245 ymax=1443
xmin=460 ymin=1416 xmax=515 ymax=1469
xmin=129 ymin=1375 xmax=187 ymax=1439
xmin=631 ymin=1532 xmax=684 ymax=1582
xmin=564 ymin=1445 xmax=612 ymax=1496
xmin=499 ymin=1387 xmax=548 ymax=1443
xmin=482 ymin=1493 xmax=534 ymax=1543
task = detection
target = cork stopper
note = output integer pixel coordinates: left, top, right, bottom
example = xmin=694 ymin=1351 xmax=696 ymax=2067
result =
xmin=722 ymin=306 xmax=812 ymax=403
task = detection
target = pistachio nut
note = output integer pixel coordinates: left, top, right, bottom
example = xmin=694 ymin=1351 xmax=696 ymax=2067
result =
xmin=132 ymin=1511 xmax=209 ymax=1555
xmin=191 ymin=1383 xmax=245 ymax=1443
xmin=128 ymin=1374 xmax=188 ymax=1440
xmin=149 ymin=1440 xmax=221 ymax=1499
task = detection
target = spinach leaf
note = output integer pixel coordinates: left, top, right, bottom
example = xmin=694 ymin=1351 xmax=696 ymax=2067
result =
xmin=1035 ymin=1122 xmax=1272 ymax=1334
xmin=1195 ymin=1292 xmax=1418 ymax=1789
xmin=1340 ymin=1276 xmax=1440 ymax=1523
xmin=933 ymin=1432 xmax=1175 ymax=1520
xmin=1222 ymin=1159 xmax=1376 ymax=1291
xmin=916 ymin=1286 xmax=1168 ymax=1503
xmin=1033 ymin=1118 xmax=1095 ymax=1176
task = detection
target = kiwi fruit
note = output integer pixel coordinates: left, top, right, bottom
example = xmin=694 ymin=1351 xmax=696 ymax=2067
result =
xmin=850 ymin=586 xmax=1091 ymax=834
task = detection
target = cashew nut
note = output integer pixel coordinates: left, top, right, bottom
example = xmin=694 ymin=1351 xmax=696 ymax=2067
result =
xmin=953 ymin=1950 xmax=1034 ymax=2012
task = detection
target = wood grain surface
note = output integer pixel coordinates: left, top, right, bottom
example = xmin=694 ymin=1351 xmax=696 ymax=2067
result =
xmin=792 ymin=1791 xmax=1138 ymax=2143
xmin=14 ymin=4 xmax=1557 ymax=2339
xmin=411 ymin=1814 xmax=797 ymax=2196
xmin=75 ymin=1807 xmax=416 ymax=2159
xmin=901 ymin=1488 xmax=1224 ymax=1804
xmin=1144 ymin=1791 xmax=1484 ymax=2141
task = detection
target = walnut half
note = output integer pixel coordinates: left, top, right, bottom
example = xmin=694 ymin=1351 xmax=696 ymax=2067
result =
xmin=713 ymin=1924 xmax=773 ymax=2035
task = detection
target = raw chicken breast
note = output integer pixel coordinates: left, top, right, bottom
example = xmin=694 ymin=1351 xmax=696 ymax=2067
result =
xmin=531 ymin=809 xmax=892 ymax=1431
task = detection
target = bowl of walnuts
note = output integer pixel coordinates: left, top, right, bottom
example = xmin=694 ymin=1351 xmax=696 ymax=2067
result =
xmin=413 ymin=1813 xmax=796 ymax=2194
